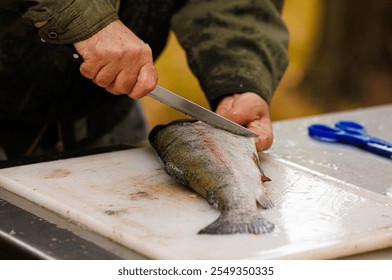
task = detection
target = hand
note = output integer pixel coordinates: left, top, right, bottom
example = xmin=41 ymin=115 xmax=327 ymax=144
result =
xmin=74 ymin=20 xmax=158 ymax=99
xmin=215 ymin=93 xmax=273 ymax=151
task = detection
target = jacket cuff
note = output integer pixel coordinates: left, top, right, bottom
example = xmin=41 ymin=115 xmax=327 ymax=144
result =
xmin=33 ymin=0 xmax=119 ymax=44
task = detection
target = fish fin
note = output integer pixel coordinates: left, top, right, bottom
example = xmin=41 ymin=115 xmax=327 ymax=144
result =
xmin=252 ymin=153 xmax=272 ymax=183
xmin=261 ymin=175 xmax=271 ymax=183
xmin=206 ymin=190 xmax=219 ymax=209
xmin=164 ymin=161 xmax=188 ymax=186
xmin=256 ymin=195 xmax=274 ymax=209
xmin=198 ymin=211 xmax=274 ymax=235
xmin=252 ymin=153 xmax=262 ymax=172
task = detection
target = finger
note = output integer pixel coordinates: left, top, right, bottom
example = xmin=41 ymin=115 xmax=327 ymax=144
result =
xmin=127 ymin=63 xmax=158 ymax=99
xmin=105 ymin=70 xmax=137 ymax=95
xmin=93 ymin=63 xmax=121 ymax=88
xmin=248 ymin=119 xmax=274 ymax=151
xmin=79 ymin=60 xmax=105 ymax=80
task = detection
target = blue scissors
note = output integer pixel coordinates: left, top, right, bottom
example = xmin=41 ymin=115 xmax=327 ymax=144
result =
xmin=308 ymin=120 xmax=392 ymax=159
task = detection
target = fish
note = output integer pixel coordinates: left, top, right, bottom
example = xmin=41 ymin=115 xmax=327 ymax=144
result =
xmin=148 ymin=119 xmax=274 ymax=235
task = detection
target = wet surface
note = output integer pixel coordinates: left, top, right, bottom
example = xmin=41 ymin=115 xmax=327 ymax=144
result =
xmin=0 ymin=143 xmax=391 ymax=259
xmin=269 ymin=104 xmax=392 ymax=196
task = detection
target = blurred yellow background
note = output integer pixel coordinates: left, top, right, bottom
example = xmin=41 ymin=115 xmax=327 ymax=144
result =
xmin=140 ymin=0 xmax=323 ymax=129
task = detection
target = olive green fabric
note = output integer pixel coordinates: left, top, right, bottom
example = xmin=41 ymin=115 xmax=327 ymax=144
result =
xmin=0 ymin=0 xmax=119 ymax=44
xmin=172 ymin=0 xmax=289 ymax=108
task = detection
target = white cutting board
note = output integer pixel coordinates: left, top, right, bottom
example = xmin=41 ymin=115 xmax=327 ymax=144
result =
xmin=0 ymin=147 xmax=391 ymax=259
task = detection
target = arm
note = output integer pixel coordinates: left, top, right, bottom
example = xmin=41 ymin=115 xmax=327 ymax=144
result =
xmin=2 ymin=0 xmax=157 ymax=98
xmin=171 ymin=0 xmax=289 ymax=150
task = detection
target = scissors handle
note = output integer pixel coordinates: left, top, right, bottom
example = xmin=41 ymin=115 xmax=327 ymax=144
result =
xmin=335 ymin=121 xmax=390 ymax=145
xmin=308 ymin=124 xmax=369 ymax=144
xmin=335 ymin=121 xmax=365 ymax=133
xmin=335 ymin=121 xmax=392 ymax=159
xmin=308 ymin=121 xmax=392 ymax=159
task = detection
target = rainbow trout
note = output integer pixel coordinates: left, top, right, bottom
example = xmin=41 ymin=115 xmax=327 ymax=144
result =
xmin=149 ymin=120 xmax=274 ymax=234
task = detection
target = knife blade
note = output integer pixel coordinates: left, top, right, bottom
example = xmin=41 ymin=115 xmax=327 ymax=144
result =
xmin=147 ymin=86 xmax=258 ymax=138
xmin=67 ymin=49 xmax=257 ymax=137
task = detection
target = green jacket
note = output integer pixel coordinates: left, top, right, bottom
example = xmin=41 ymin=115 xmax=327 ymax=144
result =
xmin=0 ymin=0 xmax=288 ymax=109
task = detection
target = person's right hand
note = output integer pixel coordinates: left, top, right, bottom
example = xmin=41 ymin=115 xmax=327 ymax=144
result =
xmin=73 ymin=19 xmax=158 ymax=99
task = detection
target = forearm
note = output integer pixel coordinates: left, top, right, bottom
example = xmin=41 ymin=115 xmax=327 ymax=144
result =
xmin=171 ymin=0 xmax=289 ymax=109
xmin=1 ymin=0 xmax=119 ymax=44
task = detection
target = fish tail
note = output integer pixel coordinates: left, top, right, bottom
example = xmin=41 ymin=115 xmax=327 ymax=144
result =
xmin=198 ymin=210 xmax=274 ymax=235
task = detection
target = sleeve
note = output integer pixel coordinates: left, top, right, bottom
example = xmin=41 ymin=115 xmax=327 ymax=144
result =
xmin=171 ymin=0 xmax=289 ymax=109
xmin=0 ymin=0 xmax=119 ymax=44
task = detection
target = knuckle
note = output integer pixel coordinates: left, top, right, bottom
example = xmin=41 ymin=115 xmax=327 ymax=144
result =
xmin=103 ymin=50 xmax=121 ymax=62
xmin=137 ymin=43 xmax=152 ymax=62
xmin=112 ymin=48 xmax=124 ymax=59
xmin=128 ymin=44 xmax=144 ymax=57
xmin=98 ymin=47 xmax=122 ymax=62
xmin=143 ymin=45 xmax=153 ymax=57
xmin=94 ymin=76 xmax=113 ymax=87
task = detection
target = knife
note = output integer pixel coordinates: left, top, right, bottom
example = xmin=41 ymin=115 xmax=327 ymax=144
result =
xmin=148 ymin=86 xmax=258 ymax=138
xmin=66 ymin=49 xmax=257 ymax=137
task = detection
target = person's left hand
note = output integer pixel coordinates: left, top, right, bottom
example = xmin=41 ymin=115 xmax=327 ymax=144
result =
xmin=215 ymin=92 xmax=273 ymax=152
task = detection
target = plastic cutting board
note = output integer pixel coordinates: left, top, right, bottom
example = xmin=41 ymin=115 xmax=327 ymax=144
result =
xmin=0 ymin=147 xmax=391 ymax=259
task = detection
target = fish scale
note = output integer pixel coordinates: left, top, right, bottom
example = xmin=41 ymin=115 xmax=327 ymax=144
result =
xmin=149 ymin=119 xmax=274 ymax=235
